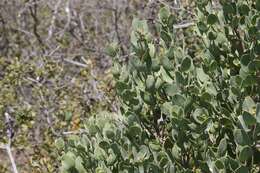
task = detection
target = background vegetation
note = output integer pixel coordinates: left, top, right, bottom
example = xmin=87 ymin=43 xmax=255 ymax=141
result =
xmin=61 ymin=0 xmax=260 ymax=172
xmin=1 ymin=0 xmax=259 ymax=173
xmin=0 ymin=0 xmax=194 ymax=172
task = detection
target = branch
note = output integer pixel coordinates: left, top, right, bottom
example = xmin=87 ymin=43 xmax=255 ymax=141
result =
xmin=63 ymin=58 xmax=88 ymax=68
xmin=2 ymin=112 xmax=19 ymax=173
xmin=173 ymin=22 xmax=195 ymax=29
xmin=5 ymin=144 xmax=19 ymax=173
xmin=113 ymin=7 xmax=126 ymax=57
xmin=62 ymin=129 xmax=86 ymax=135
xmin=29 ymin=0 xmax=45 ymax=51
xmin=47 ymin=0 xmax=62 ymax=40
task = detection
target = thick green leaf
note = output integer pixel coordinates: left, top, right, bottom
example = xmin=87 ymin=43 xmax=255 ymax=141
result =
xmin=136 ymin=145 xmax=150 ymax=162
xmin=238 ymin=4 xmax=250 ymax=15
xmin=107 ymin=149 xmax=117 ymax=165
xmin=151 ymin=59 xmax=160 ymax=72
xmin=217 ymin=138 xmax=227 ymax=157
xmin=94 ymin=147 xmax=107 ymax=160
xmin=235 ymin=166 xmax=249 ymax=173
xmin=149 ymin=141 xmax=161 ymax=151
xmin=242 ymin=96 xmax=256 ymax=114
xmin=208 ymin=31 xmax=217 ymax=40
xmin=239 ymin=146 xmax=252 ymax=162
xmin=146 ymin=75 xmax=155 ymax=91
xmin=104 ymin=129 xmax=115 ymax=139
xmin=214 ymin=159 xmax=225 ymax=170
xmin=159 ymin=6 xmax=170 ymax=22
xmin=207 ymin=14 xmax=218 ymax=25
xmin=129 ymin=125 xmax=142 ymax=137
xmin=155 ymin=78 xmax=163 ymax=89
xmin=55 ymin=138 xmax=65 ymax=150
xmin=161 ymin=31 xmax=172 ymax=48
xmin=223 ymin=3 xmax=236 ymax=14
xmin=172 ymin=144 xmax=180 ymax=160
xmin=240 ymin=54 xmax=252 ymax=66
xmin=61 ymin=152 xmax=76 ymax=171
xmin=162 ymin=57 xmax=174 ymax=71
xmin=172 ymin=94 xmax=186 ymax=107
xmin=241 ymin=111 xmax=256 ymax=126
xmin=105 ymin=43 xmax=119 ymax=57
xmin=99 ymin=141 xmax=110 ymax=150
xmin=132 ymin=18 xmax=149 ymax=34
xmin=148 ymin=43 xmax=155 ymax=58
xmin=142 ymin=92 xmax=155 ymax=105
xmin=75 ymin=156 xmax=87 ymax=173
xmin=175 ymin=71 xmax=185 ymax=85
xmin=196 ymin=68 xmax=210 ymax=82
xmin=164 ymin=83 xmax=179 ymax=97
xmin=65 ymin=111 xmax=72 ymax=121
xmin=192 ymin=108 xmax=207 ymax=124
xmin=233 ymin=129 xmax=251 ymax=146
xmin=197 ymin=22 xmax=208 ymax=33
xmin=180 ymin=57 xmax=192 ymax=72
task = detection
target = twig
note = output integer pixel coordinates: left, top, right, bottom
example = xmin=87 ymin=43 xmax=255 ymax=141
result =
xmin=47 ymin=0 xmax=62 ymax=41
xmin=0 ymin=144 xmax=18 ymax=173
xmin=63 ymin=58 xmax=88 ymax=68
xmin=29 ymin=0 xmax=45 ymax=53
xmin=63 ymin=0 xmax=71 ymax=33
xmin=5 ymin=144 xmax=19 ymax=173
xmin=113 ymin=6 xmax=126 ymax=57
xmin=62 ymin=129 xmax=86 ymax=135
xmin=3 ymin=112 xmax=19 ymax=173
xmin=173 ymin=22 xmax=195 ymax=29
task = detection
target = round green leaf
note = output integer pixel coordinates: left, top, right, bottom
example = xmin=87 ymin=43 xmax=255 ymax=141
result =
xmin=197 ymin=22 xmax=208 ymax=33
xmin=151 ymin=59 xmax=160 ymax=72
xmin=146 ymin=75 xmax=155 ymax=90
xmin=240 ymin=54 xmax=252 ymax=66
xmin=136 ymin=145 xmax=150 ymax=162
xmin=180 ymin=57 xmax=192 ymax=72
xmin=239 ymin=146 xmax=253 ymax=162
xmin=242 ymin=111 xmax=256 ymax=126
xmin=161 ymin=31 xmax=172 ymax=48
xmin=62 ymin=152 xmax=76 ymax=171
xmin=215 ymin=159 xmax=225 ymax=170
xmin=159 ymin=6 xmax=170 ymax=23
xmin=238 ymin=4 xmax=250 ymax=15
xmin=208 ymin=31 xmax=217 ymax=40
xmin=217 ymin=138 xmax=227 ymax=157
xmin=142 ymin=92 xmax=155 ymax=105
xmin=105 ymin=43 xmax=119 ymax=57
xmin=129 ymin=125 xmax=142 ymax=137
xmin=162 ymin=57 xmax=174 ymax=71
xmin=75 ymin=156 xmax=87 ymax=173
xmin=233 ymin=129 xmax=251 ymax=146
xmin=148 ymin=43 xmax=155 ymax=58
xmin=235 ymin=166 xmax=249 ymax=173
xmin=105 ymin=129 xmax=115 ymax=139
xmin=207 ymin=14 xmax=218 ymax=25
xmin=55 ymin=138 xmax=65 ymax=150
xmin=149 ymin=141 xmax=161 ymax=151
xmin=155 ymin=78 xmax=163 ymax=89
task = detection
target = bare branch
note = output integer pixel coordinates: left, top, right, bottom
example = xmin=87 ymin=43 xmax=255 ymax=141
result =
xmin=5 ymin=144 xmax=19 ymax=173
xmin=63 ymin=58 xmax=88 ymax=68
xmin=173 ymin=22 xmax=195 ymax=29
xmin=47 ymin=0 xmax=62 ymax=41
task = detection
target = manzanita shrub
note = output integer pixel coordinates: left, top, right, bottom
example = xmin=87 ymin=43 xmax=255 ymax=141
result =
xmin=60 ymin=0 xmax=260 ymax=172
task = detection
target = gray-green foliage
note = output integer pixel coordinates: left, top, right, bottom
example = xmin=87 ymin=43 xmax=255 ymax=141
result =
xmin=60 ymin=0 xmax=260 ymax=172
